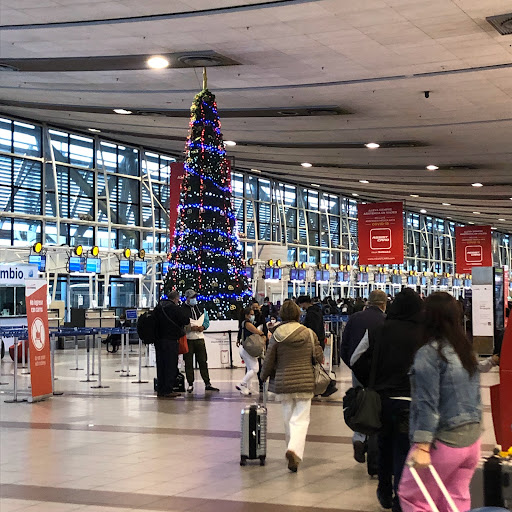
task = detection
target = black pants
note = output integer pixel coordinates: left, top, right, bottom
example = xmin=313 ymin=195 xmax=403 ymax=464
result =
xmin=154 ymin=340 xmax=178 ymax=395
xmin=377 ymin=397 xmax=411 ymax=512
xmin=183 ymin=338 xmax=210 ymax=386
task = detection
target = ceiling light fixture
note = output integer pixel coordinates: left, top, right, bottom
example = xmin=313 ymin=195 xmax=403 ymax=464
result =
xmin=365 ymin=143 xmax=380 ymax=149
xmin=442 ymin=203 xmax=451 ymax=206
xmin=468 ymin=221 xmax=474 ymax=224
xmin=420 ymin=209 xmax=427 ymax=214
xmin=472 ymin=183 xmax=483 ymax=187
xmin=410 ymin=194 xmax=419 ymax=198
xmin=301 ymin=162 xmax=312 ymax=168
xmin=426 ymin=165 xmax=439 ymax=171
xmin=225 ymin=140 xmax=236 ymax=146
xmin=88 ymin=128 xmax=101 ymax=133
xmin=113 ymin=109 xmax=132 ymax=115
xmin=352 ymin=193 xmax=359 ymax=197
xmin=251 ymin=168 xmax=262 ymax=174
xmin=499 ymin=218 xmax=506 ymax=221
xmin=473 ymin=211 xmax=481 ymax=214
xmin=359 ymin=180 xmax=370 ymax=184
xmin=147 ymin=56 xmax=170 ymax=69
xmin=311 ymin=183 xmax=320 ymax=188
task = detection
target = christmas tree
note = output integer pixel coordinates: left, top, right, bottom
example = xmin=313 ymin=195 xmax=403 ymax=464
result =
xmin=164 ymin=77 xmax=250 ymax=320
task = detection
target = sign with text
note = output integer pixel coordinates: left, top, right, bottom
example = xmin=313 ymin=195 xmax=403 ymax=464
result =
xmin=25 ymin=279 xmax=52 ymax=401
xmin=358 ymin=202 xmax=404 ymax=265
xmin=169 ymin=162 xmax=186 ymax=249
xmin=455 ymin=225 xmax=492 ymax=273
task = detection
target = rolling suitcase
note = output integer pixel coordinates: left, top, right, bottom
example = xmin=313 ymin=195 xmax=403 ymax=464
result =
xmin=240 ymin=382 xmax=267 ymax=466
xmin=408 ymin=463 xmax=509 ymax=512
xmin=482 ymin=450 xmax=512 ymax=508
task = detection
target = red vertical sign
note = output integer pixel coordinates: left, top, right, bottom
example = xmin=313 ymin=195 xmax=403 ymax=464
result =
xmin=169 ymin=163 xmax=186 ymax=249
xmin=455 ymin=225 xmax=492 ymax=274
xmin=25 ymin=279 xmax=52 ymax=401
xmin=358 ymin=202 xmax=404 ymax=265
xmin=504 ymin=265 xmax=509 ymax=328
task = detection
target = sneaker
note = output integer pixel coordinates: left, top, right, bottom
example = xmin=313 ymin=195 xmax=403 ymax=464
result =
xmin=285 ymin=450 xmax=301 ymax=472
xmin=205 ymin=385 xmax=219 ymax=391
xmin=353 ymin=440 xmax=366 ymax=463
xmin=236 ymin=384 xmax=251 ymax=396
xmin=187 ymin=385 xmax=193 ymax=393
xmin=377 ymin=489 xmax=393 ymax=510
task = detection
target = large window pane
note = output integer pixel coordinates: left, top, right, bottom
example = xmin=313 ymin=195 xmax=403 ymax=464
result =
xmin=69 ymin=134 xmax=94 ymax=168
xmin=13 ymin=121 xmax=41 ymax=157
xmin=0 ymin=118 xmax=12 ymax=153
xmin=13 ymin=219 xmax=41 ymax=246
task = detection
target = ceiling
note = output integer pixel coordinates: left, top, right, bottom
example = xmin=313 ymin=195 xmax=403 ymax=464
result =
xmin=1 ymin=0 xmax=512 ymax=230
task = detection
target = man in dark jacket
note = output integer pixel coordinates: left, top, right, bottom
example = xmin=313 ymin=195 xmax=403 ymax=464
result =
xmin=154 ymin=290 xmax=190 ymax=399
xmin=340 ymin=289 xmax=386 ymax=469
xmin=297 ymin=295 xmax=325 ymax=349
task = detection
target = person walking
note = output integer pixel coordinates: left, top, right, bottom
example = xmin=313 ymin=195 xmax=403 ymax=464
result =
xmin=154 ymin=290 xmax=190 ymax=399
xmin=260 ymin=300 xmax=324 ymax=472
xmin=352 ymin=288 xmax=424 ymax=512
xmin=340 ymin=289 xmax=387 ymax=471
xmin=398 ymin=292 xmax=482 ymax=512
xmin=182 ymin=289 xmax=219 ymax=393
xmin=297 ymin=295 xmax=326 ymax=349
xmin=236 ymin=306 xmax=265 ymax=395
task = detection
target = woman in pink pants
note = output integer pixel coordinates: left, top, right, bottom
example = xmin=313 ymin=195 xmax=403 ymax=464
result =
xmin=398 ymin=292 xmax=482 ymax=512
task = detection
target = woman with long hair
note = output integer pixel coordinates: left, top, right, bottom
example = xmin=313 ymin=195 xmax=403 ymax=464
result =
xmin=398 ymin=292 xmax=481 ymax=512
xmin=260 ymin=300 xmax=324 ymax=472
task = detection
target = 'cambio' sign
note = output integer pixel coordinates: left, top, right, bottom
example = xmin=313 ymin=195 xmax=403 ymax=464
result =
xmin=0 ymin=264 xmax=38 ymax=285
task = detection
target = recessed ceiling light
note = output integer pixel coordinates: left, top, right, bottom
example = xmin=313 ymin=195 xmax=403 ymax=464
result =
xmin=468 ymin=221 xmax=474 ymax=224
xmin=311 ymin=183 xmax=320 ymax=188
xmin=420 ymin=209 xmax=427 ymax=214
xmin=442 ymin=203 xmax=451 ymax=206
xmin=147 ymin=55 xmax=170 ymax=69
xmin=113 ymin=109 xmax=132 ymax=115
xmin=365 ymin=143 xmax=380 ymax=149
xmin=499 ymin=218 xmax=506 ymax=221
xmin=301 ymin=162 xmax=312 ymax=168
xmin=426 ymin=165 xmax=439 ymax=171
xmin=225 ymin=140 xmax=236 ymax=146
xmin=472 ymin=183 xmax=483 ymax=187
xmin=352 ymin=193 xmax=359 ymax=197
xmin=473 ymin=211 xmax=480 ymax=214
xmin=447 ymin=216 xmax=452 ymax=219
xmin=410 ymin=194 xmax=419 ymax=198
xmin=359 ymin=180 xmax=370 ymax=184
xmin=88 ymin=128 xmax=101 ymax=133
xmin=250 ymin=168 xmax=261 ymax=174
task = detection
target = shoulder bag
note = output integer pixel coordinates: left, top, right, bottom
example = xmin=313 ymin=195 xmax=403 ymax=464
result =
xmin=309 ymin=330 xmax=330 ymax=395
xmin=343 ymin=337 xmax=381 ymax=435
xmin=241 ymin=322 xmax=264 ymax=358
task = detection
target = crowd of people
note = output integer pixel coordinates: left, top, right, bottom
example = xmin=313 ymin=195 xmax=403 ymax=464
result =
xmin=149 ymin=288 xmax=500 ymax=512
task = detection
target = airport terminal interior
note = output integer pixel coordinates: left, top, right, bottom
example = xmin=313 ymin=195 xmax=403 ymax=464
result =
xmin=1 ymin=0 xmax=512 ymax=511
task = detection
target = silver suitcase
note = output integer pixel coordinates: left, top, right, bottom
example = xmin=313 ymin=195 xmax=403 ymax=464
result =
xmin=240 ymin=383 xmax=267 ymax=466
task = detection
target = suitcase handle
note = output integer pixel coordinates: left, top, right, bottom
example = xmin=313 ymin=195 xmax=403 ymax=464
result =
xmin=408 ymin=463 xmax=460 ymax=512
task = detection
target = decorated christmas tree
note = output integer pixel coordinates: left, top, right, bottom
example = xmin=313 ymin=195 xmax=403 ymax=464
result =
xmin=164 ymin=75 xmax=250 ymax=320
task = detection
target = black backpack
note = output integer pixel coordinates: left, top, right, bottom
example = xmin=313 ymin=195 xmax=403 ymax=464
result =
xmin=137 ymin=310 xmax=158 ymax=344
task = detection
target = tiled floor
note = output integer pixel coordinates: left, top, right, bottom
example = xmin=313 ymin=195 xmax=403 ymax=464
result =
xmin=0 ymin=346 xmax=500 ymax=511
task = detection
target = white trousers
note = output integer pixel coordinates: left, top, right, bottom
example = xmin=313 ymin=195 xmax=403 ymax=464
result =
xmin=281 ymin=397 xmax=312 ymax=460
xmin=239 ymin=346 xmax=259 ymax=390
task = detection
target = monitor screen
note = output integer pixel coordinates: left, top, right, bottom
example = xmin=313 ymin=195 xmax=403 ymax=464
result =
xmin=244 ymin=267 xmax=254 ymax=280
xmin=407 ymin=276 xmax=417 ymax=285
xmin=357 ymin=272 xmax=368 ymax=283
xmin=273 ymin=268 xmax=282 ymax=280
xmin=392 ymin=275 xmax=401 ymax=285
xmin=119 ymin=259 xmax=131 ymax=274
xmin=464 ymin=279 xmax=471 ymax=288
xmin=453 ymin=278 xmax=461 ymax=287
xmin=343 ymin=271 xmax=351 ymax=282
xmin=264 ymin=267 xmax=273 ymax=280
xmin=133 ymin=260 xmax=147 ymax=275
xmin=432 ymin=277 xmax=439 ymax=286
xmin=298 ymin=269 xmax=307 ymax=281
xmin=86 ymin=258 xmax=101 ymax=273
xmin=374 ymin=273 xmax=382 ymax=283
xmin=162 ymin=261 xmax=170 ymax=275
xmin=420 ymin=276 xmax=427 ymax=286
xmin=29 ymin=254 xmax=46 ymax=272
xmin=441 ymin=277 xmax=449 ymax=287
xmin=290 ymin=269 xmax=298 ymax=281
xmin=69 ymin=256 xmax=85 ymax=272
xmin=322 ymin=270 xmax=330 ymax=282
xmin=315 ymin=270 xmax=323 ymax=282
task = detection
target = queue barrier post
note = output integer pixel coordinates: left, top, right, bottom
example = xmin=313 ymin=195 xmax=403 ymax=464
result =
xmin=116 ymin=328 xmax=127 ymax=373
xmin=91 ymin=333 xmax=109 ymax=389
xmin=5 ymin=337 xmax=27 ymax=403
xmin=50 ymin=334 xmax=64 ymax=396
xmin=0 ymin=339 xmax=7 ymax=384
xmin=91 ymin=333 xmax=96 ymax=376
xmin=70 ymin=328 xmax=83 ymax=370
xmin=80 ymin=334 xmax=97 ymax=383
xmin=120 ymin=330 xmax=135 ymax=377
xmin=132 ymin=336 xmax=148 ymax=384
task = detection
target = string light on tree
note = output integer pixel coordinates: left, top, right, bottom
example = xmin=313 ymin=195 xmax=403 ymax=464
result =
xmin=164 ymin=68 xmax=250 ymax=319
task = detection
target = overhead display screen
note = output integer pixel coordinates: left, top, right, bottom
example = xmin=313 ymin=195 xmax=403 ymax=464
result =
xmin=119 ymin=259 xmax=131 ymax=274
xmin=133 ymin=261 xmax=147 ymax=275
xmin=29 ymin=255 xmax=46 ymax=272
xmin=86 ymin=258 xmax=101 ymax=273
xmin=69 ymin=257 xmax=85 ymax=273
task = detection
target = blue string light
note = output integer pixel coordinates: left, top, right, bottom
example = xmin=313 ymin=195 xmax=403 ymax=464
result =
xmin=196 ymin=290 xmax=252 ymax=301
xmin=186 ymin=141 xmax=226 ymax=156
xmin=173 ymin=227 xmax=241 ymax=245
xmin=170 ymin=244 xmax=242 ymax=257
xmin=184 ymin=163 xmax=230 ymax=193
xmin=169 ymin=262 xmax=239 ymax=274
xmin=178 ymin=203 xmax=236 ymax=220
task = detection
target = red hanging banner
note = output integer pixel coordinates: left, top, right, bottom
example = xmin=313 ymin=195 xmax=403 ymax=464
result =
xmin=25 ymin=279 xmax=52 ymax=401
xmin=455 ymin=225 xmax=492 ymax=274
xmin=169 ymin=162 xmax=186 ymax=249
xmin=358 ymin=201 xmax=404 ymax=265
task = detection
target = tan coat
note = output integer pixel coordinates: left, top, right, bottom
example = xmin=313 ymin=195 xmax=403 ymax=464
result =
xmin=260 ymin=322 xmax=324 ymax=396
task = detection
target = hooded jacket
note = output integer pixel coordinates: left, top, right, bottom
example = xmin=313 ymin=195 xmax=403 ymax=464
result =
xmin=260 ymin=322 xmax=324 ymax=396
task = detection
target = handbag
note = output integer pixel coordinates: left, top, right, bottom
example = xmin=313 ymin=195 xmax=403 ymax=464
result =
xmin=309 ymin=331 xmax=330 ymax=395
xmin=178 ymin=335 xmax=188 ymax=355
xmin=242 ymin=333 xmax=264 ymax=358
xmin=343 ymin=336 xmax=382 ymax=436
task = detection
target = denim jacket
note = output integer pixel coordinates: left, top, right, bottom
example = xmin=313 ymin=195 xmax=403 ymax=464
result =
xmin=409 ymin=340 xmax=481 ymax=444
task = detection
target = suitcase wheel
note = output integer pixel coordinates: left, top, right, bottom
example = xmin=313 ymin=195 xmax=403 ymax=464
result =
xmin=240 ymin=456 xmax=247 ymax=466
xmin=259 ymin=456 xmax=266 ymax=466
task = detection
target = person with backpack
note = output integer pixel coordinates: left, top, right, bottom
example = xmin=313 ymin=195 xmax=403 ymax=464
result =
xmin=236 ymin=306 xmax=265 ymax=396
xmin=153 ymin=290 xmax=190 ymax=399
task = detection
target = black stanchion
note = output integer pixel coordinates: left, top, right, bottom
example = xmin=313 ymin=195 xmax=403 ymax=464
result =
xmin=70 ymin=331 xmax=83 ymax=370
xmin=50 ymin=334 xmax=64 ymax=396
xmin=91 ymin=334 xmax=109 ymax=389
xmin=132 ymin=337 xmax=148 ymax=384
xmin=80 ymin=335 xmax=97 ymax=383
xmin=227 ymin=331 xmax=234 ymax=369
xmin=5 ymin=338 xmax=27 ymax=403
xmin=120 ymin=331 xmax=135 ymax=378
